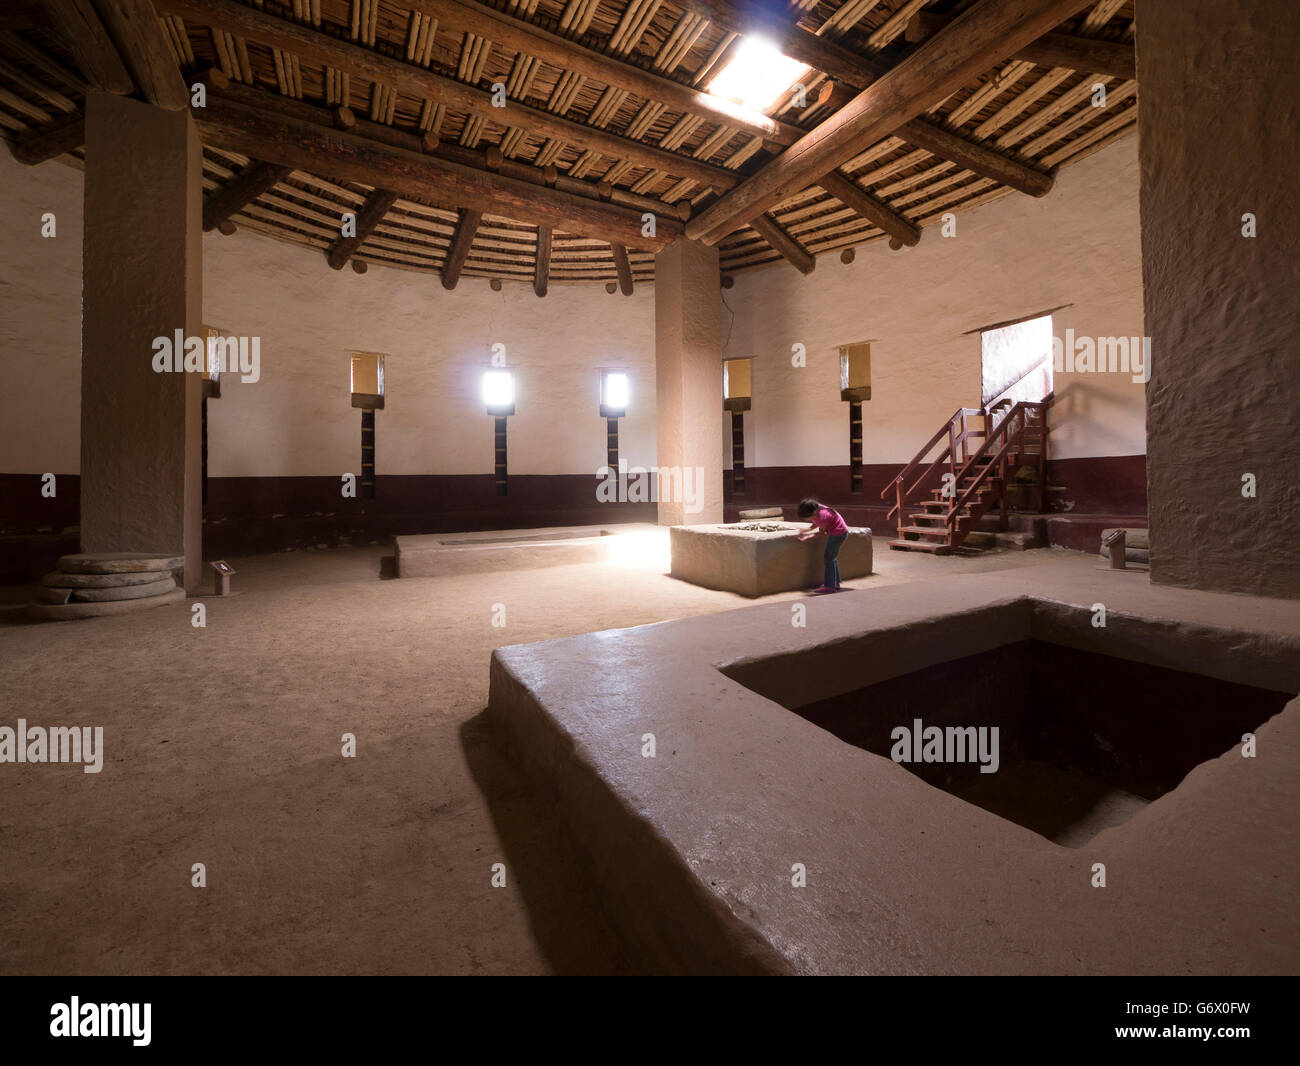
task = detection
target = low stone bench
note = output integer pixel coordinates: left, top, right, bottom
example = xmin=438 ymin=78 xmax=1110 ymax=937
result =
xmin=670 ymin=522 xmax=872 ymax=597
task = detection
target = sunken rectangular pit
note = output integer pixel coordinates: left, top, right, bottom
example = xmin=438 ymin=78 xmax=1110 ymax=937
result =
xmin=488 ymin=580 xmax=1300 ymax=975
xmin=669 ymin=522 xmax=872 ymax=596
xmin=741 ymin=639 xmax=1292 ymax=847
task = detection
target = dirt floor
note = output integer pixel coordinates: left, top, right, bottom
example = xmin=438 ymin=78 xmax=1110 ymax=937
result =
xmin=0 ymin=534 xmax=1072 ymax=975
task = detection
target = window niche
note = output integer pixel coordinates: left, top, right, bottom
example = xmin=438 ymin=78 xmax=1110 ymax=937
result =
xmin=350 ymin=351 xmax=385 ymax=499
xmin=723 ymin=357 xmax=752 ymax=495
xmin=839 ymin=342 xmax=872 ymax=494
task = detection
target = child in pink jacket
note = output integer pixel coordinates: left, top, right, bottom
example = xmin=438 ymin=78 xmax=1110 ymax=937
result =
xmin=796 ymin=498 xmax=849 ymax=592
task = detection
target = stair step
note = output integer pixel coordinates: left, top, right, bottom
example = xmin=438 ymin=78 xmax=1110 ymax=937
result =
xmin=889 ymin=539 xmax=952 ymax=554
xmin=898 ymin=526 xmax=951 ymax=538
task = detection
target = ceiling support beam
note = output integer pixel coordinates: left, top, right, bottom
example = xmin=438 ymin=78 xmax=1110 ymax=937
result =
xmin=899 ymin=116 xmax=1054 ymax=198
xmin=202 ymin=159 xmax=291 ymax=232
xmin=441 ymin=207 xmax=482 ymax=290
xmin=155 ymin=0 xmax=741 ymax=193
xmin=402 ymin=0 xmax=803 ymax=146
xmin=610 ymin=242 xmax=634 ymax=294
xmin=685 ymin=0 xmax=1091 ymax=244
xmin=7 ymin=112 xmax=84 ymax=164
xmin=193 ymin=93 xmax=677 ymax=249
xmin=94 ymin=0 xmax=189 ymax=110
xmin=750 ymin=213 xmax=815 ymax=275
xmin=816 ymin=170 xmax=920 ymax=247
xmin=327 ymin=188 xmax=399 ymax=270
xmin=40 ymin=0 xmax=133 ymax=95
xmin=907 ymin=11 xmax=1136 ymax=80
xmin=534 ymin=225 xmax=552 ymax=297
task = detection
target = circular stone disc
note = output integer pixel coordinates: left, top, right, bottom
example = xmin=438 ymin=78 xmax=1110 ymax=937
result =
xmin=43 ymin=569 xmax=171 ymax=588
xmin=72 ymin=577 xmax=177 ymax=602
xmin=26 ymin=587 xmax=186 ymax=621
xmin=57 ymin=552 xmax=184 ymax=574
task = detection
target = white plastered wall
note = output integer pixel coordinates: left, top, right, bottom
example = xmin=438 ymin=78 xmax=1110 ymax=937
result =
xmin=721 ymin=133 xmax=1146 ymax=468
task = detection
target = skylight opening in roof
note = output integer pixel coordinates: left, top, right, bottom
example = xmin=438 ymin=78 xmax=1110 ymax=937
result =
xmin=706 ymin=37 xmax=808 ymax=114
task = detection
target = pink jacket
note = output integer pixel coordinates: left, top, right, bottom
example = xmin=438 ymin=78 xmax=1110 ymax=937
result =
xmin=811 ymin=506 xmax=849 ymax=536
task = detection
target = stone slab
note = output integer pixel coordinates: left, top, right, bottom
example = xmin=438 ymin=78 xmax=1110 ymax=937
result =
xmin=396 ymin=525 xmax=649 ymax=578
xmin=71 ymin=576 xmax=177 ymax=602
xmin=669 ymin=523 xmax=872 ymax=597
xmin=37 ymin=587 xmax=73 ymax=604
xmin=27 ymin=586 xmax=186 ymax=621
xmin=43 ymin=568 xmax=171 ymax=588
xmin=57 ymin=552 xmax=184 ymax=574
xmin=738 ymin=507 xmax=784 ymax=520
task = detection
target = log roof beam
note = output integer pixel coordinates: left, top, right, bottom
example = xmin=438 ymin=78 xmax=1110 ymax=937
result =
xmin=327 ymin=188 xmax=400 ymax=270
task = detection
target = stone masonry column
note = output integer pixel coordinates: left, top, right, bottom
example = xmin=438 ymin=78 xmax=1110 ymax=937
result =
xmin=81 ymin=92 xmax=203 ymax=590
xmin=654 ymin=238 xmax=724 ymax=525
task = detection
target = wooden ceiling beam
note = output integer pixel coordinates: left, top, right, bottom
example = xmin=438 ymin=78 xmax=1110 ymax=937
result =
xmin=93 ymin=0 xmax=189 ymax=110
xmin=907 ymin=11 xmax=1136 ymax=80
xmin=40 ymin=0 xmax=133 ymax=95
xmin=154 ymin=0 xmax=741 ymax=193
xmin=202 ymin=159 xmax=292 ymax=232
xmin=441 ymin=207 xmax=482 ymax=290
xmin=750 ymin=213 xmax=815 ymax=275
xmin=404 ymin=0 xmax=804 ymax=146
xmin=193 ymin=94 xmax=678 ymax=250
xmin=610 ymin=243 xmax=634 ymax=295
xmin=6 ymin=111 xmax=84 ymax=164
xmin=327 ymin=188 xmax=400 ymax=270
xmin=686 ymin=0 xmax=1091 ymax=243
xmin=816 ymin=170 xmax=920 ymax=248
xmin=534 ymin=225 xmax=552 ymax=297
xmin=900 ymin=116 xmax=1054 ymax=198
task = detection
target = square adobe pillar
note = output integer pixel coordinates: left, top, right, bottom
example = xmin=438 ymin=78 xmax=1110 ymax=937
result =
xmin=1138 ymin=0 xmax=1300 ymax=597
xmin=81 ymin=92 xmax=203 ymax=590
xmin=654 ymin=238 xmax=724 ymax=525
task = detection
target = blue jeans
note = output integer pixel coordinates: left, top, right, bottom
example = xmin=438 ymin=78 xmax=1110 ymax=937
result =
xmin=824 ymin=534 xmax=847 ymax=588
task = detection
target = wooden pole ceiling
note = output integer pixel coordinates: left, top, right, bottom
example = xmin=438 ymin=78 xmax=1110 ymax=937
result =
xmin=401 ymin=0 xmax=805 ymax=147
xmin=686 ymin=0 xmax=1093 ymax=244
xmin=192 ymin=93 xmax=677 ymax=250
xmin=3 ymin=0 xmax=1135 ymax=280
xmin=154 ymin=0 xmax=742 ymax=194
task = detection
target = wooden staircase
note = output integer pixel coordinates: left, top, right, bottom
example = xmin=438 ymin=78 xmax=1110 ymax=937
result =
xmin=882 ymin=396 xmax=1052 ymax=554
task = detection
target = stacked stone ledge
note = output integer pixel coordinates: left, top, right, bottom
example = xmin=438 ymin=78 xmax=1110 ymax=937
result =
xmin=27 ymin=553 xmax=186 ymax=620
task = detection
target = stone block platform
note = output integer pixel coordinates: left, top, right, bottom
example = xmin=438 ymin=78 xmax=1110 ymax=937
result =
xmin=669 ymin=522 xmax=872 ymax=597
